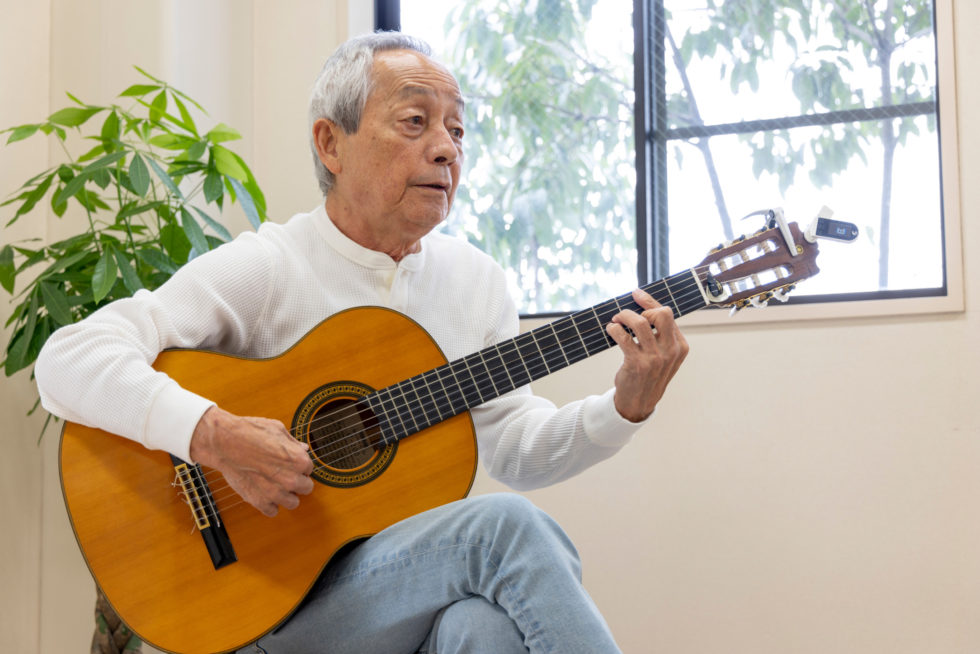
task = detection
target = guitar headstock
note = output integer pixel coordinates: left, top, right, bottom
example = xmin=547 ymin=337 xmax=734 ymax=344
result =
xmin=694 ymin=209 xmax=822 ymax=312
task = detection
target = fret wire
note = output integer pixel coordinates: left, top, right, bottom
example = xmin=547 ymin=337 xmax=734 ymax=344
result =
xmin=569 ymin=313 xmax=590 ymax=356
xmin=366 ymin=393 xmax=397 ymax=445
xmin=373 ymin=388 xmax=400 ymax=439
xmin=460 ymin=354 xmax=489 ymax=405
xmin=437 ymin=365 xmax=467 ymax=414
xmin=294 ymin=269 xmax=723 ymax=457
xmin=389 ymin=383 xmax=419 ymax=435
xmin=420 ymin=368 xmax=450 ymax=421
xmin=531 ymin=323 xmax=566 ymax=372
xmin=571 ymin=309 xmax=607 ymax=356
xmin=483 ymin=344 xmax=515 ymax=394
xmin=476 ymin=350 xmax=501 ymax=397
xmin=526 ymin=329 xmax=552 ymax=376
xmin=354 ymin=269 xmax=715 ymax=446
xmin=449 ymin=358 xmax=482 ymax=408
xmin=549 ymin=318 xmax=581 ymax=365
xmin=409 ymin=375 xmax=438 ymax=428
xmin=492 ymin=344 xmax=517 ymax=391
xmin=499 ymin=338 xmax=532 ymax=388
xmin=515 ymin=331 xmax=547 ymax=382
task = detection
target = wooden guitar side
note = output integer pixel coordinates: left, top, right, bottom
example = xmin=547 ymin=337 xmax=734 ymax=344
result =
xmin=59 ymin=307 xmax=478 ymax=654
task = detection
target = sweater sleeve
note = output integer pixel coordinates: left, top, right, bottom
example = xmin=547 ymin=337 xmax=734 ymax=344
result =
xmin=469 ymin=273 xmax=651 ymax=491
xmin=34 ymin=233 xmax=276 ymax=462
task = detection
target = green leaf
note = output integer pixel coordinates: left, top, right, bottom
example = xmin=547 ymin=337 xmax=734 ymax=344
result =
xmin=119 ymin=83 xmax=159 ymax=98
xmin=48 ymin=106 xmax=102 ymax=127
xmin=37 ymin=250 xmax=91 ymax=284
xmin=136 ymin=247 xmax=178 ymax=275
xmin=117 ymin=199 xmax=164 ymax=220
xmin=171 ymin=94 xmax=199 ymax=135
xmin=111 ymin=246 xmax=143 ymax=294
xmin=53 ymin=171 xmax=89 ymax=206
xmin=50 ymin=188 xmax=67 ymax=217
xmin=5 ymin=327 xmax=30 ymax=376
xmin=193 ymin=206 xmax=233 ymax=242
xmin=160 ymin=223 xmax=191 ymax=264
xmin=100 ymin=111 xmax=121 ymax=145
xmin=77 ymin=143 xmax=107 ymax=163
xmin=81 ymin=150 xmax=127 ymax=173
xmin=180 ymin=207 xmax=210 ymax=257
xmin=148 ymin=133 xmax=191 ymax=149
xmin=92 ymin=249 xmax=118 ymax=304
xmin=228 ymin=177 xmax=261 ymax=230
xmin=9 ymin=173 xmax=54 ymax=225
xmin=6 ymin=124 xmax=40 ymax=144
xmin=91 ymin=168 xmax=112 ymax=189
xmin=129 ymin=153 xmax=150 ymax=196
xmin=184 ymin=139 xmax=207 ymax=162
xmin=211 ymin=145 xmax=248 ymax=181
xmin=39 ymin=281 xmax=73 ymax=325
xmin=0 ymin=245 xmax=14 ymax=293
xmin=133 ymin=65 xmax=165 ymax=85
xmin=149 ymin=90 xmax=168 ymax=123
xmin=5 ymin=291 xmax=38 ymax=375
xmin=203 ymin=170 xmax=223 ymax=203
xmin=206 ymin=123 xmax=241 ymax=144
xmin=145 ymin=157 xmax=183 ymax=198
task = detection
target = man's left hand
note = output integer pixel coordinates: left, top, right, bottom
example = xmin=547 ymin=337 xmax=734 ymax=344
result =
xmin=605 ymin=288 xmax=690 ymax=422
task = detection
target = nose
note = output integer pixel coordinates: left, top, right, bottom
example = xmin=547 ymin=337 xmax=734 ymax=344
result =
xmin=429 ymin=126 xmax=460 ymax=165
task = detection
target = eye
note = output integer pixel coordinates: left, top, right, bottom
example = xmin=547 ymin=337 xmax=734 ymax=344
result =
xmin=450 ymin=126 xmax=464 ymax=139
xmin=408 ymin=115 xmax=424 ymax=126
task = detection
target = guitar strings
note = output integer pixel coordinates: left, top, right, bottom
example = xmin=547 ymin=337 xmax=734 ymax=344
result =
xmin=186 ymin=267 xmax=722 ymax=512
xmin=192 ymin=269 xmax=718 ymax=511
xmin=192 ymin=270 xmax=718 ymax=510
xmin=198 ymin=236 xmax=803 ymax=515
xmin=188 ymin=232 xmax=799 ymax=517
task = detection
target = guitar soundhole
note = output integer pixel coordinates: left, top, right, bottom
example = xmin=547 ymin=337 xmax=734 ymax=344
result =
xmin=308 ymin=398 xmax=379 ymax=470
xmin=292 ymin=381 xmax=397 ymax=488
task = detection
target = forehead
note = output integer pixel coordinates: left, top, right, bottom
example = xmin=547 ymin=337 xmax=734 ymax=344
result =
xmin=369 ymin=49 xmax=464 ymax=111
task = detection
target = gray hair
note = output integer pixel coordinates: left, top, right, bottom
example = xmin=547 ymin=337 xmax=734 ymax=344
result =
xmin=309 ymin=32 xmax=433 ymax=196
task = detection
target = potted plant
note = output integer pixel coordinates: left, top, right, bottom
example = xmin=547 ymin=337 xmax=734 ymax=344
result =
xmin=0 ymin=66 xmax=267 ymax=653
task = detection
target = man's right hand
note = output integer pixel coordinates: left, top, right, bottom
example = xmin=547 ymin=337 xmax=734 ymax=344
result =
xmin=189 ymin=405 xmax=315 ymax=517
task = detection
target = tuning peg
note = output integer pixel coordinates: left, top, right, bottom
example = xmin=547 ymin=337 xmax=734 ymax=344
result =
xmin=772 ymin=284 xmax=796 ymax=302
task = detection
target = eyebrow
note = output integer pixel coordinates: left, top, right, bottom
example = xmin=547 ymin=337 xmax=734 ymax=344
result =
xmin=396 ymin=85 xmax=465 ymax=112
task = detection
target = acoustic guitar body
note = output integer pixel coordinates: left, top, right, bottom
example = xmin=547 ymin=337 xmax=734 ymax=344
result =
xmin=60 ymin=307 xmax=478 ymax=654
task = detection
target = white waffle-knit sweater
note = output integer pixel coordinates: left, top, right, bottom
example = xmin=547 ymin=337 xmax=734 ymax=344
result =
xmin=35 ymin=204 xmax=644 ymax=490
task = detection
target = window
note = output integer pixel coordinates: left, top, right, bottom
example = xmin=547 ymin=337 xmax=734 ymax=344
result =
xmin=382 ymin=0 xmax=955 ymax=317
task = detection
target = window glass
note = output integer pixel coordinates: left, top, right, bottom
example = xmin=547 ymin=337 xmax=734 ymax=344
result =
xmin=397 ymin=0 xmax=944 ymax=313
xmin=401 ymin=0 xmax=636 ymax=314
xmin=657 ymin=1 xmax=941 ymax=298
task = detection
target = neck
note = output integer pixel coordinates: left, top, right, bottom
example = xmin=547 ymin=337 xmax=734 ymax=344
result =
xmin=323 ymin=199 xmax=421 ymax=262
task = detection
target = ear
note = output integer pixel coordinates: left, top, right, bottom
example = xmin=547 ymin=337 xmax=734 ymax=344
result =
xmin=312 ymin=118 xmax=344 ymax=176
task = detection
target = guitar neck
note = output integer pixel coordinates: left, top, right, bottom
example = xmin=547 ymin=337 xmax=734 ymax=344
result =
xmin=364 ymin=268 xmax=709 ymax=445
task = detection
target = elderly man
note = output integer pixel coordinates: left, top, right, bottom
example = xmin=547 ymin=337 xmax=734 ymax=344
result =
xmin=36 ymin=32 xmax=688 ymax=653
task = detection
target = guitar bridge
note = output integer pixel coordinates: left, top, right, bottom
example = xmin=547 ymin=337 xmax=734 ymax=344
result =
xmin=172 ymin=456 xmax=237 ymax=570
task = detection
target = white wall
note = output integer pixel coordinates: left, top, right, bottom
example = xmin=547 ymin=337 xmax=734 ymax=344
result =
xmin=1 ymin=1 xmax=978 ymax=652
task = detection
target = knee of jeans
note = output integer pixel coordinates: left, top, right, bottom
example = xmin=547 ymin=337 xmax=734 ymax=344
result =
xmin=469 ymin=494 xmax=579 ymax=557
xmin=434 ymin=597 xmax=527 ymax=652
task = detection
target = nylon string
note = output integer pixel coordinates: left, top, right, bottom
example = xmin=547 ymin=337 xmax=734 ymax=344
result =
xmin=180 ymin=262 xmax=743 ymax=516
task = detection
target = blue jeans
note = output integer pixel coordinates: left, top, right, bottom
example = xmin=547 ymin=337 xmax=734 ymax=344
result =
xmin=239 ymin=493 xmax=621 ymax=653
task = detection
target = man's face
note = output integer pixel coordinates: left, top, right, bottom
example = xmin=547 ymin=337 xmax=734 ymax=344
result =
xmin=323 ymin=49 xmax=465 ymax=256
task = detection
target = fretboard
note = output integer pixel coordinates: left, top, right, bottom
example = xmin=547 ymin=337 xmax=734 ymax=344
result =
xmin=364 ymin=268 xmax=709 ymax=445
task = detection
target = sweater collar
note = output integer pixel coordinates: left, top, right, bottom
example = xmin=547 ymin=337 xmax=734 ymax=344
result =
xmin=313 ymin=203 xmax=426 ymax=272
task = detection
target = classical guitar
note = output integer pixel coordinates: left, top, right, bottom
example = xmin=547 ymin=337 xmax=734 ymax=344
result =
xmin=60 ymin=210 xmax=830 ymax=653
